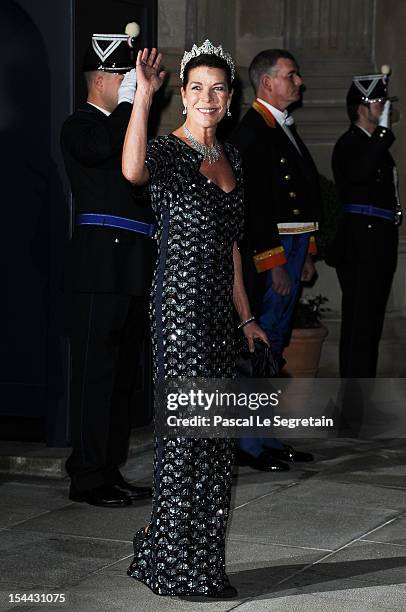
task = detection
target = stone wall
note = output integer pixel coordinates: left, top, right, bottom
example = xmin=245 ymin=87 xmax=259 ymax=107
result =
xmin=157 ymin=0 xmax=186 ymax=48
xmin=373 ymin=0 xmax=406 ymax=375
xmin=375 ymin=0 xmax=406 ymax=241
xmin=156 ymin=0 xmax=406 ymax=375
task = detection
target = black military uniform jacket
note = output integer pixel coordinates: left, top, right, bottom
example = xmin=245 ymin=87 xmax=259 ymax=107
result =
xmin=328 ymin=124 xmax=398 ymax=268
xmin=332 ymin=124 xmax=397 ymax=211
xmin=61 ymin=102 xmax=156 ymax=295
xmin=230 ymin=101 xmax=321 ymax=273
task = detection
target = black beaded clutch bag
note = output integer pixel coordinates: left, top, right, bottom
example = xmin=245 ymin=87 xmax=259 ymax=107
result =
xmin=236 ymin=338 xmax=280 ymax=378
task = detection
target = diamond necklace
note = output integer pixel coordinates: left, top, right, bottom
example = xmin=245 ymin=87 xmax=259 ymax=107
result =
xmin=183 ymin=125 xmax=222 ymax=164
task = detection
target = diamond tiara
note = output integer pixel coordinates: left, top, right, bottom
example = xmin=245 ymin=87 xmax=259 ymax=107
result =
xmin=180 ymin=39 xmax=235 ymax=82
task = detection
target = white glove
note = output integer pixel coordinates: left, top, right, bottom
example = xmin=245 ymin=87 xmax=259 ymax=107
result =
xmin=379 ymin=99 xmax=391 ymax=128
xmin=118 ymin=69 xmax=137 ymax=105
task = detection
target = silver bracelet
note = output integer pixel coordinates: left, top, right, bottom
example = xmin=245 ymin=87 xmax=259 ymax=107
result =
xmin=237 ymin=316 xmax=255 ymax=330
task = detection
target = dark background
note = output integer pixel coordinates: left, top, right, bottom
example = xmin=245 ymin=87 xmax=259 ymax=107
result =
xmin=0 ymin=0 xmax=157 ymax=446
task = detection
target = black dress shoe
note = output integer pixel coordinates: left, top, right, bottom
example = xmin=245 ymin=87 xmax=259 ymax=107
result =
xmin=113 ymin=481 xmax=152 ymax=501
xmin=265 ymin=444 xmax=314 ymax=463
xmin=69 ymin=485 xmax=131 ymax=507
xmin=235 ymin=448 xmax=289 ymax=472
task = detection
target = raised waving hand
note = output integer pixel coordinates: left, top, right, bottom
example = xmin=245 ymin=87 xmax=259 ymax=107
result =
xmin=136 ymin=48 xmax=166 ymax=97
xmin=122 ymin=48 xmax=165 ymax=185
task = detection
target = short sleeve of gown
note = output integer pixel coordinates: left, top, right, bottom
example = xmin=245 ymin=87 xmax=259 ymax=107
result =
xmin=145 ymin=136 xmax=172 ymax=184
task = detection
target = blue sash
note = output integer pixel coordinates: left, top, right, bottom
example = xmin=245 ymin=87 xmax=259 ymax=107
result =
xmin=343 ymin=204 xmax=395 ymax=222
xmin=76 ymin=213 xmax=155 ymax=237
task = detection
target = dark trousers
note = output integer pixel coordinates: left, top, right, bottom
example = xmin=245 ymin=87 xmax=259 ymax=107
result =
xmin=65 ymin=293 xmax=149 ymax=491
xmin=336 ymin=221 xmax=398 ymax=378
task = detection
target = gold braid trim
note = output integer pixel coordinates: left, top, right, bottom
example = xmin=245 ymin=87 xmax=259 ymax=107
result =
xmin=252 ymin=100 xmax=276 ymax=128
xmin=254 ymin=246 xmax=285 ymax=261
xmin=278 ymin=224 xmax=318 ymax=234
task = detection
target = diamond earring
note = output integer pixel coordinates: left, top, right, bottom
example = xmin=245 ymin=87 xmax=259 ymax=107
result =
xmin=183 ymin=105 xmax=187 ymax=115
xmin=227 ymin=106 xmax=231 ymax=118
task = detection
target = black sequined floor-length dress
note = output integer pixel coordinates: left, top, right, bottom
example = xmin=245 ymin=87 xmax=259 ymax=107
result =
xmin=127 ymin=135 xmax=244 ymax=596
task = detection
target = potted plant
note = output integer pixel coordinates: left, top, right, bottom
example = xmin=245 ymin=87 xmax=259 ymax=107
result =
xmin=283 ymin=295 xmax=329 ymax=377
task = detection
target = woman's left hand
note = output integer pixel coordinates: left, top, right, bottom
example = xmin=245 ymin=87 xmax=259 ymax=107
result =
xmin=243 ymin=321 xmax=270 ymax=352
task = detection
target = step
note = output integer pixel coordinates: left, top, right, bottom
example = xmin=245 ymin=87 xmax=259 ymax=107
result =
xmin=0 ymin=426 xmax=154 ymax=479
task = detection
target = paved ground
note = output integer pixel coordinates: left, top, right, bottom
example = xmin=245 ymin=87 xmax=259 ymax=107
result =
xmin=1 ymin=436 xmax=406 ymax=611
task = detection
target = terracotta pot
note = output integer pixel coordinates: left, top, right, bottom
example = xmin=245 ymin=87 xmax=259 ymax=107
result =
xmin=283 ymin=324 xmax=328 ymax=377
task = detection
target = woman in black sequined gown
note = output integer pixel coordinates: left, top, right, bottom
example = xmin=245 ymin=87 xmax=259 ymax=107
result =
xmin=122 ymin=45 xmax=268 ymax=598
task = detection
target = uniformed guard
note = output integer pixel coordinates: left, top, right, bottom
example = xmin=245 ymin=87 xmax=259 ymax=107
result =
xmin=231 ymin=49 xmax=320 ymax=471
xmin=329 ymin=67 xmax=401 ymax=378
xmin=61 ymin=23 xmax=155 ymax=506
